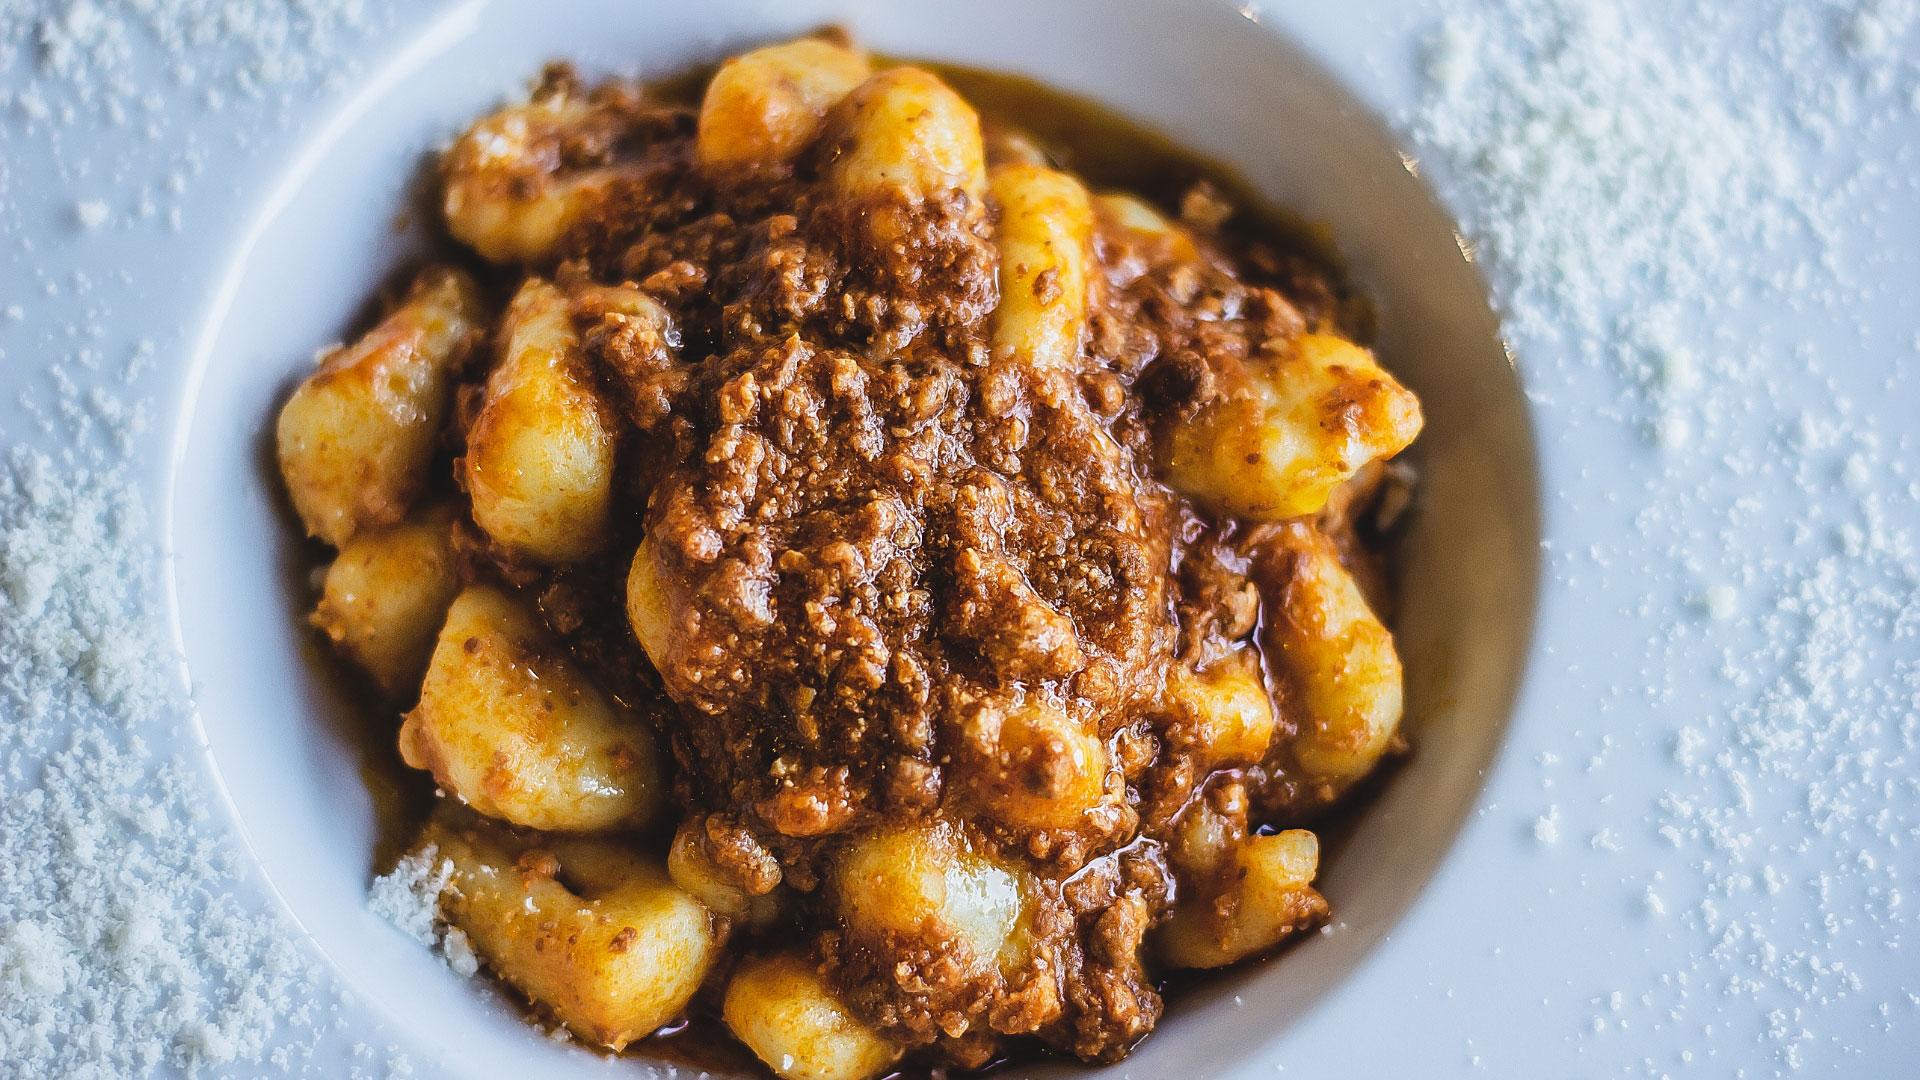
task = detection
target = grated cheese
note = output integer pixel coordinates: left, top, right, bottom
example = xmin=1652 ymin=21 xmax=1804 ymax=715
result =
xmin=0 ymin=1 xmax=407 ymax=1075
xmin=368 ymin=845 xmax=454 ymax=950
xmin=1410 ymin=0 xmax=1919 ymax=1071
xmin=71 ymin=199 xmax=108 ymax=229
xmin=0 ymin=443 xmax=332 ymax=1073
xmin=367 ymin=844 xmax=477 ymax=980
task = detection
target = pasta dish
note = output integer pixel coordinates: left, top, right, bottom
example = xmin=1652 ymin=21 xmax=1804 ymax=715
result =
xmin=273 ymin=32 xmax=1422 ymax=1078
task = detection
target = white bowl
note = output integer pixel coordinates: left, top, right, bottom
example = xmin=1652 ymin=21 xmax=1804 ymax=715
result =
xmin=167 ymin=0 xmax=1539 ymax=1074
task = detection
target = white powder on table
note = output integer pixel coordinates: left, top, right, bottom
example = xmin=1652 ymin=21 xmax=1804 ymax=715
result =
xmin=1698 ymin=584 xmax=1740 ymax=622
xmin=0 ymin=442 xmax=333 ymax=1074
xmin=1531 ymin=805 xmax=1562 ymax=846
xmin=1409 ymin=0 xmax=1919 ymax=1070
xmin=0 ymin=1 xmax=413 ymax=1076
xmin=71 ymin=199 xmax=108 ymax=229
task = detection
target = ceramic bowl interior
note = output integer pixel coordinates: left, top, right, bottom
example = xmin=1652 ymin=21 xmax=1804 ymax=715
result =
xmin=167 ymin=0 xmax=1540 ymax=1074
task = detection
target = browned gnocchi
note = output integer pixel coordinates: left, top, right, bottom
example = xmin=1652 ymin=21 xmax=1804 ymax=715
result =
xmin=282 ymin=32 xmax=1424 ymax=1078
xmin=723 ymin=952 xmax=903 ymax=1080
xmin=1162 ymin=332 xmax=1423 ymax=522
xmin=1259 ymin=521 xmax=1407 ymax=797
xmin=399 ymin=585 xmax=664 ymax=832
xmin=697 ymin=39 xmax=873 ymax=171
xmin=309 ymin=503 xmax=461 ymax=696
xmin=462 ymin=278 xmax=619 ymax=564
xmin=276 ymin=268 xmax=484 ymax=547
xmin=422 ymin=810 xmax=719 ymax=1049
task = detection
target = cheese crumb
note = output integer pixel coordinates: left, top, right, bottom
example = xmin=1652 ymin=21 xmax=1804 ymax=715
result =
xmin=441 ymin=927 xmax=480 ymax=978
xmin=0 ymin=2 xmax=397 ymax=1071
xmin=1698 ymin=584 xmax=1739 ymax=621
xmin=72 ymin=200 xmax=109 ymax=230
xmin=368 ymin=845 xmax=452 ymax=947
xmin=1533 ymin=806 xmax=1562 ymax=845
xmin=1413 ymin=0 xmax=1920 ymax=1071
xmin=369 ymin=845 xmax=479 ymax=979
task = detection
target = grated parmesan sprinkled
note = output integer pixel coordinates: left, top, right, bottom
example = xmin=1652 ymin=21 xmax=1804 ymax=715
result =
xmin=367 ymin=845 xmax=477 ymax=980
xmin=1409 ymin=0 xmax=1919 ymax=1071
xmin=0 ymin=1 xmax=413 ymax=1075
xmin=71 ymin=199 xmax=108 ymax=229
xmin=0 ymin=441 xmax=334 ymax=1073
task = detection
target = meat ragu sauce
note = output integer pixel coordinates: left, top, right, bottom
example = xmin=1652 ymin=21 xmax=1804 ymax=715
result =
xmin=274 ymin=32 xmax=1423 ymax=1080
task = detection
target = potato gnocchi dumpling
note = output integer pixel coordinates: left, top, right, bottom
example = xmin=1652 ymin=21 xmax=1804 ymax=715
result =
xmin=309 ymin=503 xmax=461 ymax=697
xmin=697 ymin=39 xmax=873 ymax=171
xmin=1163 ymin=332 xmax=1423 ymax=521
xmin=463 ymin=279 xmax=619 ymax=564
xmin=1164 ymin=647 xmax=1279 ymax=771
xmin=622 ymin=534 xmax=678 ymax=687
xmin=666 ymin=819 xmax=784 ymax=928
xmin=832 ymin=817 xmax=1029 ymax=977
xmin=400 ymin=585 xmax=664 ymax=832
xmin=442 ymin=74 xmax=650 ymax=264
xmin=988 ymin=162 xmax=1094 ymax=375
xmin=1260 ymin=521 xmax=1406 ymax=791
xmin=276 ymin=267 xmax=484 ymax=547
xmin=282 ymin=34 xmax=1426 ymax=1077
xmin=1159 ymin=828 xmax=1328 ymax=970
xmin=1092 ymin=191 xmax=1202 ymax=264
xmin=829 ymin=66 xmax=987 ymax=206
xmin=950 ymin=696 xmax=1113 ymax=832
xmin=421 ymin=812 xmax=718 ymax=1050
xmin=723 ymin=952 xmax=903 ymax=1080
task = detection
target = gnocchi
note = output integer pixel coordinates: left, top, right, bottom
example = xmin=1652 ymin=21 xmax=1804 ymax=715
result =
xmin=276 ymin=267 xmax=484 ymax=547
xmin=1093 ymin=191 xmax=1201 ymax=264
xmin=1164 ymin=647 xmax=1279 ymax=770
xmin=988 ymin=162 xmax=1094 ymax=375
xmin=463 ymin=278 xmax=618 ymax=564
xmin=1259 ymin=522 xmax=1405 ymax=789
xmin=421 ymin=812 xmax=719 ymax=1049
xmin=723 ymin=952 xmax=902 ymax=1080
xmin=952 ymin=695 xmax=1111 ymax=832
xmin=309 ymin=503 xmax=461 ymax=696
xmin=666 ymin=818 xmax=784 ymax=928
xmin=622 ymin=534 xmax=677 ymax=685
xmin=442 ymin=75 xmax=646 ymax=264
xmin=1162 ymin=332 xmax=1423 ymax=521
xmin=1159 ymin=827 xmax=1328 ymax=969
xmin=697 ymin=38 xmax=872 ymax=171
xmin=832 ymin=817 xmax=1028 ymax=976
xmin=829 ymin=66 xmax=987 ymax=206
xmin=400 ymin=585 xmax=664 ymax=832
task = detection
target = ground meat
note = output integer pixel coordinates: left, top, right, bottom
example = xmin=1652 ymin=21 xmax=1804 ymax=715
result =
xmin=453 ymin=68 xmax=1388 ymax=1070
